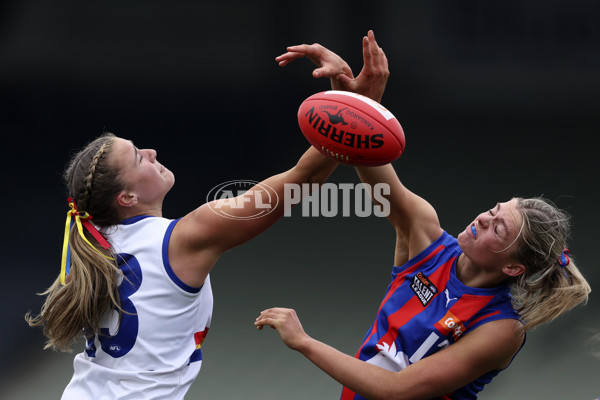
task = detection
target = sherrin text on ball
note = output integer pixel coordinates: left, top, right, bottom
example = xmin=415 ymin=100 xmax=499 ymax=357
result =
xmin=297 ymin=90 xmax=405 ymax=166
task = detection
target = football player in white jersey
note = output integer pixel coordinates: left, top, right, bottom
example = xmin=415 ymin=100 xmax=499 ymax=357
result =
xmin=26 ymin=136 xmax=337 ymax=399
xmin=25 ymin=44 xmax=390 ymax=399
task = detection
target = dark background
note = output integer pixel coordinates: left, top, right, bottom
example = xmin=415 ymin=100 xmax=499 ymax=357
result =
xmin=1 ymin=1 xmax=598 ymax=399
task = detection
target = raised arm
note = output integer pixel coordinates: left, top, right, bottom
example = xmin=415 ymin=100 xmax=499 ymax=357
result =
xmin=169 ymin=146 xmax=337 ymax=287
xmin=165 ymin=31 xmax=394 ymax=289
xmin=277 ymin=29 xmax=442 ymax=259
xmin=355 ymin=165 xmax=442 ymax=262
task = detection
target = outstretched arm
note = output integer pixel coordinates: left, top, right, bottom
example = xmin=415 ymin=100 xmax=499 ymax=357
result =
xmin=169 ymin=146 xmax=337 ymax=287
xmin=255 ymin=308 xmax=524 ymax=400
xmin=276 ymin=30 xmax=389 ymax=102
xmin=276 ymin=30 xmax=439 ymax=260
xmin=166 ymin=31 xmax=392 ymax=288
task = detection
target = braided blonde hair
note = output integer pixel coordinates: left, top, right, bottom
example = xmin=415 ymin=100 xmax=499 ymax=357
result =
xmin=26 ymin=133 xmax=126 ymax=351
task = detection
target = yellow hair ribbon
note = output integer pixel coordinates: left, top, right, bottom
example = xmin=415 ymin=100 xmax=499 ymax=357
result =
xmin=60 ymin=198 xmax=113 ymax=285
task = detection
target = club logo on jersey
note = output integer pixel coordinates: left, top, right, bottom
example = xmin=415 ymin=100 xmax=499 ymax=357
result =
xmin=434 ymin=310 xmax=465 ymax=340
xmin=410 ymin=272 xmax=438 ymax=306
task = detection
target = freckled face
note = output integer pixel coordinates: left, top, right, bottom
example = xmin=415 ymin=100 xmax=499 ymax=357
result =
xmin=457 ymin=199 xmax=523 ymax=270
xmin=110 ymin=138 xmax=175 ymax=206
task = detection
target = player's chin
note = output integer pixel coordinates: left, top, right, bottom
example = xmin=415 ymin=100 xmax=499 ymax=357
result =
xmin=456 ymin=229 xmax=470 ymax=248
xmin=164 ymin=173 xmax=175 ymax=189
xmin=163 ymin=168 xmax=174 ymax=178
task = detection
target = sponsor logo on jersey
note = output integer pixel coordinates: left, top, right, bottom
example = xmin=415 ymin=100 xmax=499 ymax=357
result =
xmin=434 ymin=310 xmax=465 ymax=340
xmin=410 ymin=271 xmax=438 ymax=306
xmin=444 ymin=288 xmax=458 ymax=308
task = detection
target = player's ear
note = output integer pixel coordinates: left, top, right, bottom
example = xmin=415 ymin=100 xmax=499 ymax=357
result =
xmin=116 ymin=191 xmax=137 ymax=208
xmin=503 ymin=263 xmax=525 ymax=278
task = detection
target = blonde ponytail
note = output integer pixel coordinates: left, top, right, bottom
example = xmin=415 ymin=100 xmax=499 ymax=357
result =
xmin=511 ymin=197 xmax=591 ymax=331
xmin=514 ymin=254 xmax=590 ymax=331
xmin=26 ymin=133 xmax=126 ymax=351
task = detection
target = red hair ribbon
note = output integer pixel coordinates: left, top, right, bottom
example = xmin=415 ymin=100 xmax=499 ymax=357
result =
xmin=60 ymin=198 xmax=112 ymax=285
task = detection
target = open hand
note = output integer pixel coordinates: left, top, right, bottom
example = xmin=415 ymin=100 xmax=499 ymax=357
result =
xmin=275 ymin=30 xmax=389 ymax=103
xmin=255 ymin=307 xmax=310 ymax=351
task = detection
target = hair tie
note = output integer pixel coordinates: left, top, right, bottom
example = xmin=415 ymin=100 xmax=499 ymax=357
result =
xmin=60 ymin=198 xmax=113 ymax=285
xmin=557 ymin=248 xmax=570 ymax=279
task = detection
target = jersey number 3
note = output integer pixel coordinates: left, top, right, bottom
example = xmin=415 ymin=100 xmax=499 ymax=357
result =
xmin=85 ymin=253 xmax=142 ymax=358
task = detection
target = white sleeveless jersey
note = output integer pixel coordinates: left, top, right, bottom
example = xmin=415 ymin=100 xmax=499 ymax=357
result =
xmin=62 ymin=216 xmax=213 ymax=400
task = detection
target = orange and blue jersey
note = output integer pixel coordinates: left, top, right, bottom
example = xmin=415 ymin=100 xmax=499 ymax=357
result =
xmin=341 ymin=231 xmax=522 ymax=400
